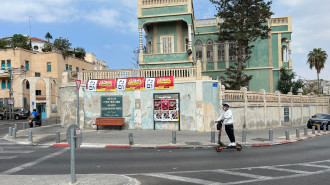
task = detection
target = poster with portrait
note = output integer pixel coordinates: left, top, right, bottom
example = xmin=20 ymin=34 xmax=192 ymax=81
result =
xmin=153 ymin=94 xmax=179 ymax=122
xmin=154 ymin=109 xmax=162 ymax=121
xmin=154 ymin=100 xmax=161 ymax=110
xmin=161 ymin=100 xmax=169 ymax=110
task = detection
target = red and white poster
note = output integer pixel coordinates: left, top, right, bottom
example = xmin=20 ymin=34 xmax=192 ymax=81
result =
xmin=161 ymin=100 xmax=169 ymax=110
xmin=126 ymin=77 xmax=145 ymax=91
xmin=97 ymin=79 xmax=116 ymax=92
xmin=154 ymin=100 xmax=161 ymax=110
xmin=154 ymin=76 xmax=174 ymax=90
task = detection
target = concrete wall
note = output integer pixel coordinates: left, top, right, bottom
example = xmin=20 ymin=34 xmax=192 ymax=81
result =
xmin=59 ymin=78 xmax=330 ymax=132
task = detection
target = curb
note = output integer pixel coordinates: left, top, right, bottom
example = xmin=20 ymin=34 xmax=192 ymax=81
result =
xmin=4 ymin=131 xmax=330 ymax=150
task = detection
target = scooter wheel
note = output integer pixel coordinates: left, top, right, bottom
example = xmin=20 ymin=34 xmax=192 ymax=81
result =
xmin=236 ymin=144 xmax=242 ymax=151
xmin=216 ymin=146 xmax=222 ymax=152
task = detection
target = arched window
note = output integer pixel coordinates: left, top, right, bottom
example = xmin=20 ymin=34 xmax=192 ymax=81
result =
xmin=229 ymin=42 xmax=237 ymax=61
xmin=26 ymin=81 xmax=30 ymax=89
xmin=7 ymin=80 xmax=11 ymax=89
xmin=206 ymin=39 xmax=214 ymax=63
xmin=1 ymin=80 xmax=6 ymax=89
xmin=194 ymin=40 xmax=203 ymax=61
xmin=282 ymin=45 xmax=288 ymax=62
xmin=217 ymin=43 xmax=225 ymax=62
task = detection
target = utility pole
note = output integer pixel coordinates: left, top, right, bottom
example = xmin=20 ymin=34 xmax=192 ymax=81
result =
xmin=8 ymin=68 xmax=13 ymax=119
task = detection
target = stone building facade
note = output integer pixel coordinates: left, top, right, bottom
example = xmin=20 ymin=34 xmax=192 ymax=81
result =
xmin=137 ymin=0 xmax=293 ymax=92
xmin=0 ymin=48 xmax=106 ymax=118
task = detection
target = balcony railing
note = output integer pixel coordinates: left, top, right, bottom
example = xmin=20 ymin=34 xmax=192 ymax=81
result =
xmin=271 ymin=17 xmax=288 ymax=25
xmin=195 ymin=19 xmax=217 ymax=26
xmin=142 ymin=0 xmax=188 ymax=6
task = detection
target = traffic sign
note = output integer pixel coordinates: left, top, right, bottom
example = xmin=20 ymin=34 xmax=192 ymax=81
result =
xmin=75 ymin=80 xmax=81 ymax=90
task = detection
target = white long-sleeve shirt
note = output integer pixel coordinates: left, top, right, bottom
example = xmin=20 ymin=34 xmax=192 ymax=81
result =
xmin=216 ymin=109 xmax=234 ymax=125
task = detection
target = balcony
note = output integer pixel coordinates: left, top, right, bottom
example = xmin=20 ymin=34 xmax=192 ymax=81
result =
xmin=141 ymin=0 xmax=188 ymax=6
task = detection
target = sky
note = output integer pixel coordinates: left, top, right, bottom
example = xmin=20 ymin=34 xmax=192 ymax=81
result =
xmin=0 ymin=0 xmax=329 ymax=81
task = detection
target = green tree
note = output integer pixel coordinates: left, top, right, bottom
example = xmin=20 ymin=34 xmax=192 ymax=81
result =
xmin=307 ymin=48 xmax=328 ymax=95
xmin=210 ymin=0 xmax=273 ymax=90
xmin=303 ymin=81 xmax=319 ymax=95
xmin=42 ymin=43 xmax=53 ymax=52
xmin=53 ymin=37 xmax=72 ymax=58
xmin=0 ymin=39 xmax=8 ymax=49
xmin=11 ymin=34 xmax=31 ymax=50
xmin=278 ymin=68 xmax=304 ymax=95
xmin=74 ymin=47 xmax=86 ymax=59
xmin=45 ymin=32 xmax=53 ymax=43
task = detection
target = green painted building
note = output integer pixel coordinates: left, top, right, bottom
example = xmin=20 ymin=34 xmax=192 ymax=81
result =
xmin=137 ymin=0 xmax=292 ymax=92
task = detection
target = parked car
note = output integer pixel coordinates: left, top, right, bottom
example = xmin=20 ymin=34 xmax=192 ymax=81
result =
xmin=0 ymin=108 xmax=30 ymax=120
xmin=307 ymin=114 xmax=330 ymax=129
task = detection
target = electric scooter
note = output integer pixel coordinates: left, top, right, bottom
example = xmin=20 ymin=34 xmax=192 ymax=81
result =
xmin=215 ymin=121 xmax=242 ymax=152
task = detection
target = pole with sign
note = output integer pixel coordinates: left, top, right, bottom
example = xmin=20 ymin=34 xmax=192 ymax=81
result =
xmin=75 ymin=80 xmax=81 ymax=127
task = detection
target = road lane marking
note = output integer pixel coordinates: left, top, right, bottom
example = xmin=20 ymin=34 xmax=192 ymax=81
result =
xmin=214 ymin=169 xmax=271 ymax=180
xmin=299 ymin=163 xmax=330 ymax=169
xmin=0 ymin=148 xmax=68 ymax=175
xmin=0 ymin=150 xmax=34 ymax=154
xmin=145 ymin=173 xmax=224 ymax=185
xmin=260 ymin=166 xmax=312 ymax=174
xmin=0 ymin=156 xmax=16 ymax=159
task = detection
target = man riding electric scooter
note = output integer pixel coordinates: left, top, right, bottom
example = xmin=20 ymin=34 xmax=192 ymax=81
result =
xmin=214 ymin=103 xmax=241 ymax=152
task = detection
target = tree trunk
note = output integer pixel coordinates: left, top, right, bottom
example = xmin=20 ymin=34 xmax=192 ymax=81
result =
xmin=317 ymin=72 xmax=320 ymax=95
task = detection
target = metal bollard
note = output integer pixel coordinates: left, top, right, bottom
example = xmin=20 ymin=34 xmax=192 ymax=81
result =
xmin=33 ymin=121 xmax=36 ymax=128
xmin=23 ymin=122 xmax=26 ymax=130
xmin=9 ymin=127 xmax=12 ymax=136
xmin=15 ymin=124 xmax=18 ymax=131
xmin=211 ymin=131 xmax=215 ymax=143
xmin=312 ymin=126 xmax=315 ymax=134
xmin=317 ymin=125 xmax=321 ymax=133
xmin=242 ymin=130 xmax=247 ymax=142
xmin=56 ymin=119 xmax=57 ymax=124
xmin=304 ymin=127 xmax=308 ymax=136
xmin=296 ymin=128 xmax=300 ymax=138
xmin=172 ymin=131 xmax=176 ymax=144
xmin=128 ymin=133 xmax=133 ymax=145
xmin=328 ymin=126 xmax=330 ymax=132
xmin=28 ymin=130 xmax=33 ymax=143
xmin=56 ymin=131 xmax=60 ymax=143
xmin=12 ymin=128 xmax=16 ymax=139
xmin=323 ymin=125 xmax=326 ymax=132
xmin=269 ymin=129 xmax=273 ymax=142
xmin=285 ymin=130 xmax=290 ymax=140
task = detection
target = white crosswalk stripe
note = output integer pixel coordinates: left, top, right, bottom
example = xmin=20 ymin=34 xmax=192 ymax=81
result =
xmin=0 ymin=156 xmax=17 ymax=159
xmin=0 ymin=150 xmax=34 ymax=154
xmin=130 ymin=159 xmax=330 ymax=185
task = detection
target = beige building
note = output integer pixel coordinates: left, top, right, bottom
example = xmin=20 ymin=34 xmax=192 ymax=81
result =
xmin=0 ymin=48 xmax=106 ymax=118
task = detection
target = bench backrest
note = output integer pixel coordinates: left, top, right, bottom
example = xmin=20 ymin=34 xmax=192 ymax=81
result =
xmin=96 ymin=117 xmax=125 ymax=124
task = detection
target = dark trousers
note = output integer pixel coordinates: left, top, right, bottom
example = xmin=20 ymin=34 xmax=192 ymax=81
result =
xmin=225 ymin=124 xmax=235 ymax=143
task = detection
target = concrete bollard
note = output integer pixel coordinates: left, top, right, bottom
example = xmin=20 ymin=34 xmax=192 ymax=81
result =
xmin=56 ymin=131 xmax=60 ymax=143
xmin=9 ymin=127 xmax=12 ymax=136
xmin=312 ymin=126 xmax=315 ymax=134
xmin=285 ymin=130 xmax=290 ymax=140
xmin=128 ymin=133 xmax=133 ymax=145
xmin=242 ymin=130 xmax=247 ymax=142
xmin=269 ymin=129 xmax=273 ymax=142
xmin=172 ymin=131 xmax=176 ymax=144
xmin=28 ymin=130 xmax=33 ymax=143
xmin=304 ymin=127 xmax=308 ymax=136
xmin=296 ymin=128 xmax=300 ymax=138
xmin=12 ymin=128 xmax=16 ymax=139
xmin=14 ymin=124 xmax=18 ymax=131
xmin=317 ymin=125 xmax=321 ymax=133
xmin=211 ymin=131 xmax=215 ymax=143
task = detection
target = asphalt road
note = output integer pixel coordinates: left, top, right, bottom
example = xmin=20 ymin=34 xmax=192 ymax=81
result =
xmin=0 ymin=133 xmax=330 ymax=184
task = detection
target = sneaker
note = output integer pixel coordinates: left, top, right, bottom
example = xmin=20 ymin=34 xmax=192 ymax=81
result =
xmin=229 ymin=142 xmax=236 ymax=146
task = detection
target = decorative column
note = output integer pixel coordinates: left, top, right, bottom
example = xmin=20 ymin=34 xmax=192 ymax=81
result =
xmin=225 ymin=41 xmax=229 ymax=69
xmin=202 ymin=44 xmax=207 ymax=71
xmin=139 ymin=27 xmax=144 ymax=64
xmin=188 ymin=24 xmax=192 ymax=51
xmin=213 ymin=43 xmax=218 ymax=70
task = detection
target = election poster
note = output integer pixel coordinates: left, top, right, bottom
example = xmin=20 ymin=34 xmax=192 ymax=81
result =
xmin=153 ymin=93 xmax=179 ymax=122
xmin=97 ymin=79 xmax=116 ymax=92
xmin=154 ymin=76 xmax=174 ymax=90
xmin=126 ymin=77 xmax=145 ymax=91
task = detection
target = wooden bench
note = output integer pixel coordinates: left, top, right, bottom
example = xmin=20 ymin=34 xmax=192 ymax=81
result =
xmin=93 ymin=118 xmax=125 ymax=130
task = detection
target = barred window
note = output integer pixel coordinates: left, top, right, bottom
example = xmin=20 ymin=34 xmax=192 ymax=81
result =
xmin=160 ymin=36 xmax=174 ymax=53
xmin=218 ymin=43 xmax=225 ymax=62
xmin=229 ymin=42 xmax=237 ymax=61
xmin=206 ymin=39 xmax=214 ymax=63
xmin=195 ymin=40 xmax=203 ymax=61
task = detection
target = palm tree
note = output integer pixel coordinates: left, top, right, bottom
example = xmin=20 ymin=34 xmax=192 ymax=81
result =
xmin=307 ymin=48 xmax=328 ymax=95
xmin=45 ymin=32 xmax=53 ymax=43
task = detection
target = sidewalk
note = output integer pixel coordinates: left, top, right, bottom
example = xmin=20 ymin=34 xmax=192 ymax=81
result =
xmin=4 ymin=121 xmax=330 ymax=148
